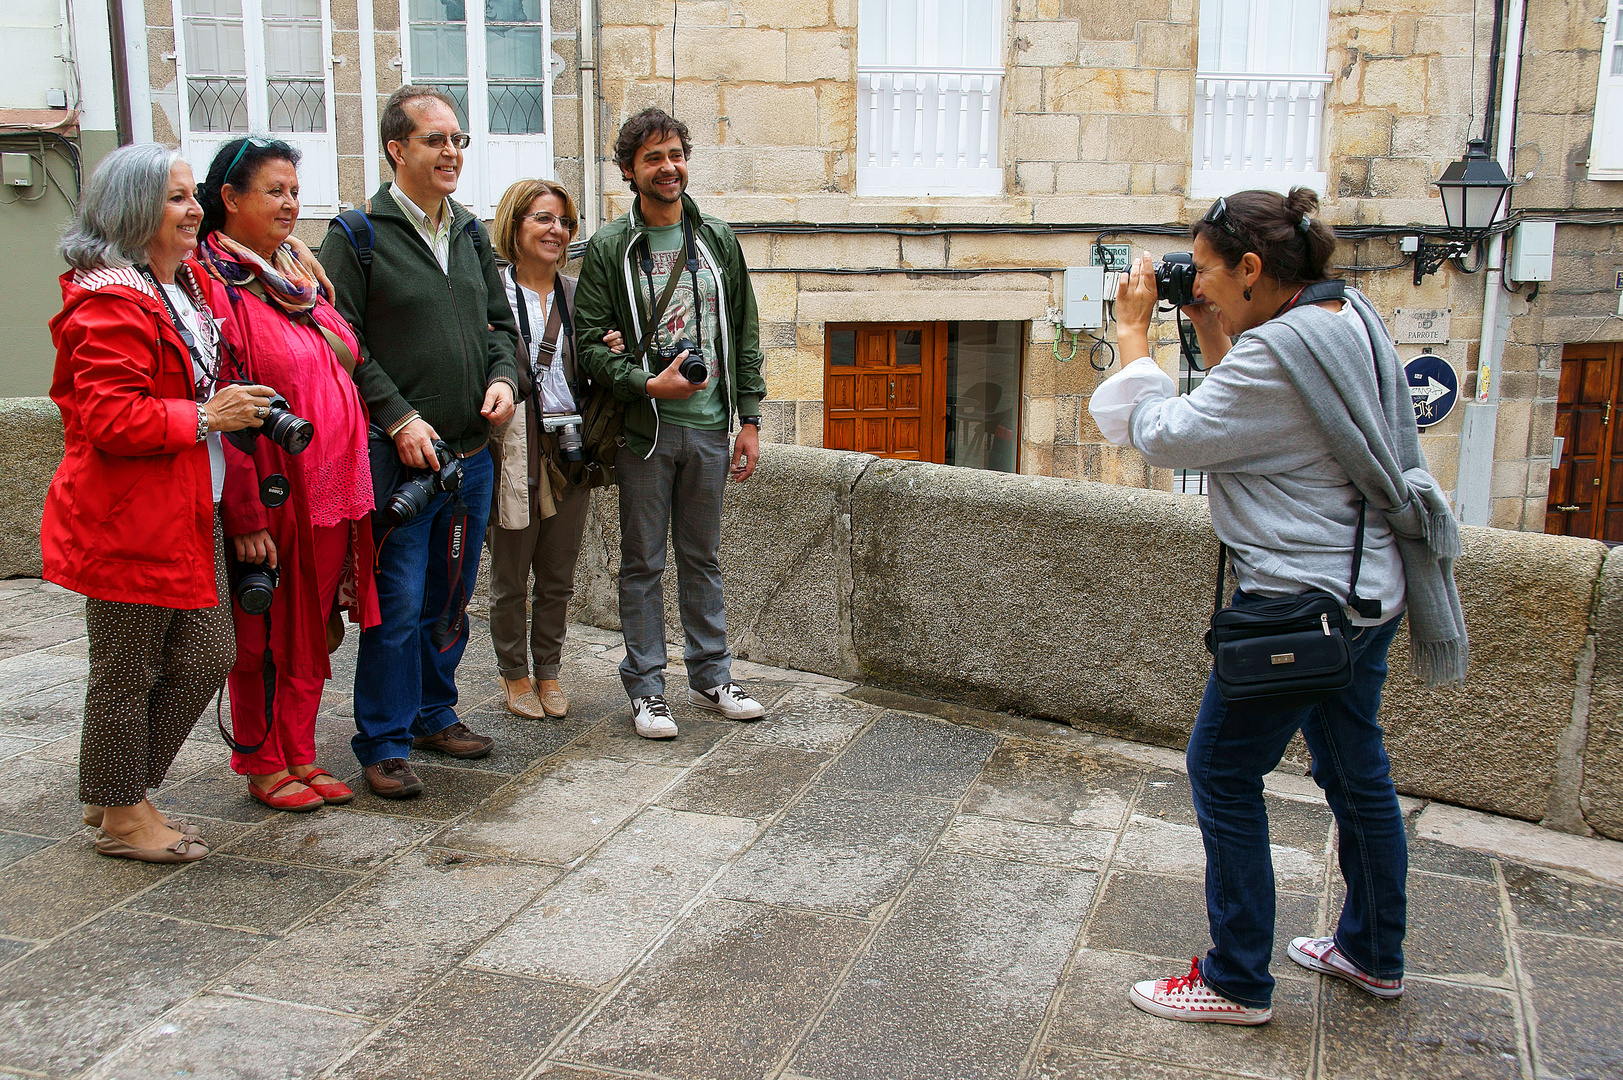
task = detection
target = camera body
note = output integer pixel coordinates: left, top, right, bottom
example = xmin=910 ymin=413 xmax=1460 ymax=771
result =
xmin=657 ymin=337 xmax=708 ymax=384
xmin=233 ymin=563 xmax=279 ymax=616
xmin=543 ymin=412 xmax=585 ymax=463
xmin=1155 ymin=252 xmax=1198 ymax=309
xmin=385 ymin=440 xmax=464 ymax=524
xmin=220 ymin=381 xmax=314 ymax=456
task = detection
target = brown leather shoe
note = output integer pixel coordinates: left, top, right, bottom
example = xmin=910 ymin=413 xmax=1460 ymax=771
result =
xmin=364 ymin=758 xmax=424 ymax=799
xmin=412 ymin=721 xmax=494 ymax=760
xmin=538 ymin=686 xmax=568 ymax=718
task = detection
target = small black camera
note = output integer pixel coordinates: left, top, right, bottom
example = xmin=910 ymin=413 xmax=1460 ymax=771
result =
xmin=234 ymin=564 xmax=278 ymax=616
xmin=657 ymin=337 xmax=708 ymax=384
xmin=384 ymin=439 xmax=463 ymax=524
xmin=1155 ymin=252 xmax=1198 ymax=309
xmin=221 ymin=382 xmax=314 ymax=456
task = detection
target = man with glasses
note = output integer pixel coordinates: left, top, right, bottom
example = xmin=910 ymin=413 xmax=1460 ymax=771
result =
xmin=319 ymin=84 xmax=520 ymax=798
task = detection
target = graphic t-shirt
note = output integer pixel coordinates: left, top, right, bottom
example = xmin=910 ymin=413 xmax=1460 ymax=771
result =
xmin=641 ymin=222 xmax=726 ymax=431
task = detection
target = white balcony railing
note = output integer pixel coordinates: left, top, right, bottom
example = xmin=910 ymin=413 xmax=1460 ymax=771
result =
xmin=857 ymin=67 xmax=1003 ymax=197
xmin=1191 ymin=72 xmax=1331 ymax=198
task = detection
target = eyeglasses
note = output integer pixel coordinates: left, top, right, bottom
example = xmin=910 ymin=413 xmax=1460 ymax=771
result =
xmin=224 ymin=137 xmax=271 ymax=181
xmin=1201 ymin=197 xmax=1249 ymax=245
xmin=404 ymin=131 xmax=472 ymax=150
xmin=522 ymin=211 xmax=577 ymax=232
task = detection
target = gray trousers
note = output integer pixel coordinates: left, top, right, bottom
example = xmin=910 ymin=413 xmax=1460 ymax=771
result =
xmin=487 ymin=482 xmax=591 ymax=681
xmin=616 ymin=425 xmax=731 ymax=699
xmin=79 ymin=516 xmax=234 ymax=806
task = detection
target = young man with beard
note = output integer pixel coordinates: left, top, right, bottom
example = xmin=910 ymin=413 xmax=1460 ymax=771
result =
xmin=574 ymin=108 xmax=768 ymax=739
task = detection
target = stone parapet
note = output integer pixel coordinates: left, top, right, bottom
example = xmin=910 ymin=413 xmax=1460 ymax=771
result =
xmin=0 ymin=398 xmax=63 ymax=579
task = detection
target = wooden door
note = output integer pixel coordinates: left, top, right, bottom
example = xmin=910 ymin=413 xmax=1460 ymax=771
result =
xmin=1547 ymin=343 xmax=1623 ymax=542
xmin=824 ymin=323 xmax=946 ymax=461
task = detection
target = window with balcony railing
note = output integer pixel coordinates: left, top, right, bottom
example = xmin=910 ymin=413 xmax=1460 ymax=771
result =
xmin=856 ymin=0 xmax=1003 ymax=197
xmin=1193 ymin=0 xmax=1330 ymax=199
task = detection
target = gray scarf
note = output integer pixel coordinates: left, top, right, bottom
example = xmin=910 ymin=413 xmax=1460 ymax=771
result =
xmin=1249 ymin=288 xmax=1469 ymax=687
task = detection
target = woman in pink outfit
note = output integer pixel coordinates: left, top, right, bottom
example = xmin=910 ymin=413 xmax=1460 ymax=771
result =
xmin=197 ymin=136 xmax=380 ymax=811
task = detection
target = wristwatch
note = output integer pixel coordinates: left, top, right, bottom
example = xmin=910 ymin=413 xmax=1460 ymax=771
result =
xmin=739 ymin=416 xmax=760 ymax=429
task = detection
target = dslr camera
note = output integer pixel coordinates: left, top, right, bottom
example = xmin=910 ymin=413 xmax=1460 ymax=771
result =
xmin=221 ymin=381 xmax=314 ymax=456
xmin=232 ymin=561 xmax=278 ymax=616
xmin=543 ymin=413 xmax=585 ymax=463
xmin=657 ymin=337 xmax=708 ymax=384
xmin=1154 ymin=252 xmax=1198 ymax=309
xmin=384 ymin=439 xmax=464 ymax=524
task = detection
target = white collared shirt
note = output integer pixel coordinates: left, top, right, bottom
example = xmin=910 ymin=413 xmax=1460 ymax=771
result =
xmin=389 ymin=183 xmax=452 ymax=273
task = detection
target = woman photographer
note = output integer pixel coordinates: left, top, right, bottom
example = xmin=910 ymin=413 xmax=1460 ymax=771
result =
xmin=196 ymin=136 xmax=379 ymax=812
xmin=486 ymin=179 xmax=621 ymax=720
xmin=46 ymin=143 xmax=278 ymax=862
xmin=1090 ymin=188 xmax=1467 ymax=1024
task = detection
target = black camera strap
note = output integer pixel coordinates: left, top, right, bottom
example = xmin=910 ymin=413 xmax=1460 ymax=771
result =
xmin=510 ymin=268 xmax=571 ymax=403
xmin=430 ymin=489 xmax=472 ymax=653
xmin=215 ymin=609 xmax=276 ymax=756
xmin=140 ymin=264 xmax=219 ymax=400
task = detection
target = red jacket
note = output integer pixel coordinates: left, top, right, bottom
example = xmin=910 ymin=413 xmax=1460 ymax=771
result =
xmin=43 ymin=263 xmax=221 ymax=608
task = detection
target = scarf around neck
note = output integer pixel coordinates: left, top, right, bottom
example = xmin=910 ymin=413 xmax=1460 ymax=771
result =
xmin=200 ymin=231 xmax=319 ymax=314
xmin=1248 ymin=287 xmax=1469 ymax=688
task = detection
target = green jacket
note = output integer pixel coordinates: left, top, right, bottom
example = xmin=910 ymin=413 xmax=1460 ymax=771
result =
xmin=319 ymin=184 xmax=520 ymax=455
xmin=574 ymin=193 xmax=767 ymax=458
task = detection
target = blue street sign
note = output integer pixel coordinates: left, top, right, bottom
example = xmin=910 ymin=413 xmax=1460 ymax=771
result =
xmin=1405 ymin=354 xmax=1459 ymax=430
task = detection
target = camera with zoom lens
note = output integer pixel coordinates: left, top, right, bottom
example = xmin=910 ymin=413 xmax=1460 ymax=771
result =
xmin=221 ymin=381 xmax=314 ymax=456
xmin=233 ymin=563 xmax=279 ymax=616
xmin=656 ymin=337 xmax=708 ymax=384
xmin=1155 ymin=252 xmax=1198 ymax=309
xmin=384 ymin=439 xmax=463 ymax=525
xmin=543 ymin=413 xmax=585 ymax=463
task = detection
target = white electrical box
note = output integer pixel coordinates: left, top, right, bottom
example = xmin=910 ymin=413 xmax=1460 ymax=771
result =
xmin=1062 ymin=265 xmax=1106 ymax=330
xmin=2 ymin=154 xmax=33 ymax=187
xmin=1508 ymin=221 xmax=1556 ymax=282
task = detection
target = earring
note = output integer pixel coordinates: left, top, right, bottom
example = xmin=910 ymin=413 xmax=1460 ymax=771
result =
xmin=1243 ymin=286 xmax=1252 ymax=301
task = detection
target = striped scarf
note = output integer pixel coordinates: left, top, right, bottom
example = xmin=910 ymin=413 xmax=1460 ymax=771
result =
xmin=199 ymin=231 xmax=319 ymax=314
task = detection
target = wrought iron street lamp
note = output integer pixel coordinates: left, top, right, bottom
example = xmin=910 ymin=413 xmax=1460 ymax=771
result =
xmin=1413 ymin=139 xmax=1515 ymax=285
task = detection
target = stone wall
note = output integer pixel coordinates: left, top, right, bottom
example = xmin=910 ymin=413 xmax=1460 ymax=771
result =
xmin=568 ymin=441 xmax=1622 ymax=839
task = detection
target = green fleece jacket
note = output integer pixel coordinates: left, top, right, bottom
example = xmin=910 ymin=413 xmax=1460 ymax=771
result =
xmin=574 ymin=193 xmax=767 ymax=458
xmin=319 ymin=184 xmax=520 ymax=455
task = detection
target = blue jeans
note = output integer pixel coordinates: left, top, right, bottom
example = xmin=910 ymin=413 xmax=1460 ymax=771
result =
xmin=615 ymin=426 xmax=731 ymax=700
xmin=1189 ymin=591 xmax=1407 ymax=1008
xmin=352 ymin=447 xmax=493 ymax=767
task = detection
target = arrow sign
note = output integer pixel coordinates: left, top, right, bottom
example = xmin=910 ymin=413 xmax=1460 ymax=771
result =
xmin=1404 ymin=354 xmax=1460 ymax=430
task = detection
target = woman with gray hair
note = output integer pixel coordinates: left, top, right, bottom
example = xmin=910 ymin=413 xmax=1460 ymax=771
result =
xmin=43 ymin=143 xmax=276 ymax=863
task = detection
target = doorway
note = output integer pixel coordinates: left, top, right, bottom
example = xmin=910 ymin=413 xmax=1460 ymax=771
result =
xmin=1546 ymin=343 xmax=1623 ymax=542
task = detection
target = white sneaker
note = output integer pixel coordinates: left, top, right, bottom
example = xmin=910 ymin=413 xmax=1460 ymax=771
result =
xmin=1287 ymin=936 xmax=1404 ymax=998
xmin=630 ymin=695 xmax=678 ymax=739
xmin=688 ymin=682 xmax=765 ymax=721
xmin=1128 ymin=958 xmax=1273 ymax=1025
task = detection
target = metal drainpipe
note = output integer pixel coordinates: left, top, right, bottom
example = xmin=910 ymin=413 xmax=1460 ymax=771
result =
xmin=1455 ymin=0 xmax=1528 ymax=526
xmin=578 ymin=0 xmax=599 ymax=235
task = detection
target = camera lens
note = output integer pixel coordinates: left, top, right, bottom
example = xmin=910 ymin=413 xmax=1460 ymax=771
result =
xmin=556 ymin=423 xmax=584 ymax=463
xmin=385 ymin=474 xmax=435 ymax=524
xmin=262 ymin=406 xmax=314 ymax=455
xmin=235 ymin=568 xmax=277 ymax=615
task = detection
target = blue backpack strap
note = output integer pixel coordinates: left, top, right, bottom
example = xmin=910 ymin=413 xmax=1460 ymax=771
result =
xmin=330 ymin=208 xmax=374 ymax=286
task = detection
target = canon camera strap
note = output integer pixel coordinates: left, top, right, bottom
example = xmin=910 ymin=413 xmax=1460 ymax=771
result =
xmin=430 ymin=487 xmax=472 ymax=653
xmin=510 ymin=268 xmax=571 ymax=395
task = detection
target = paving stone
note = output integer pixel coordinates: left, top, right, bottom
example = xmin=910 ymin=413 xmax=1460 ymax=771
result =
xmin=1405 ymin=814 xmax=1497 ymax=880
xmin=565 ymin=899 xmax=869 ymax=1077
xmin=1516 ymin=931 xmax=1623 ymax=1080
xmin=1318 ymin=978 xmax=1520 ymax=1079
xmin=554 ymin=712 xmax=735 ymax=766
xmin=0 ymin=755 xmax=83 ymax=838
xmin=938 ymin=814 xmax=1117 ymax=870
xmin=28 ymin=728 xmax=225 ymax=781
xmin=440 ymin=757 xmax=684 ymax=864
xmin=0 ymin=613 xmax=89 ymax=661
xmin=0 ymin=830 xmax=53 ymax=868
xmin=961 ymin=740 xmax=1146 ymax=830
xmin=0 ymin=832 xmax=178 ymax=939
xmin=0 ymin=910 xmax=266 ymax=1077
xmin=1033 ymin=1047 xmax=1261 ymax=1079
xmin=0 ymin=735 xmax=48 ymax=761
xmin=408 ymin=707 xmax=593 ymax=776
xmin=1048 ymin=948 xmax=1315 ymax=1080
xmin=223 ymin=810 xmax=440 ymax=871
xmin=224 ymin=850 xmax=556 ymax=1018
xmin=657 ymin=739 xmax=828 ymax=819
xmin=81 ymin=993 xmax=372 ymax=1080
xmin=817 ymin=710 xmax=998 ymax=798
xmin=0 ymin=587 xmax=84 ymax=631
xmin=0 ymin=679 xmax=84 ymax=739
xmin=342 ymin=761 xmax=513 ymax=822
xmin=0 ymin=938 xmax=35 ymax=964
xmin=125 ymin=854 xmax=362 ymax=933
xmin=1085 ymin=869 xmax=1319 ymax=976
xmin=1401 ymin=871 xmax=1509 ymax=981
xmin=527 ymin=1065 xmax=623 ymax=1079
xmin=0 ymin=651 xmax=86 ymax=705
xmin=1503 ymin=863 xmax=1623 ymax=941
xmin=333 ymin=969 xmax=594 ymax=1080
xmin=792 ymin=853 xmax=1097 ymax=1080
xmin=1115 ymin=813 xmax=1326 ymax=894
xmin=471 ymin=806 xmax=757 ymax=986
xmin=713 ymin=786 xmax=954 ymax=917
xmin=740 ymin=687 xmax=878 ymax=752
xmin=1133 ymin=769 xmax=1200 ymax=826
xmin=152 ymin=763 xmax=282 ymax=824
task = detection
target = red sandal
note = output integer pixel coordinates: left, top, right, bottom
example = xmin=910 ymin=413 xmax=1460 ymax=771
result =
xmin=249 ymin=775 xmax=325 ymax=812
xmin=294 ymin=767 xmax=354 ymax=805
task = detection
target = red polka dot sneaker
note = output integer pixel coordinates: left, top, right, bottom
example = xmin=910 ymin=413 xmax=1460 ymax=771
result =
xmin=1129 ymin=958 xmax=1273 ymax=1025
xmin=1287 ymin=936 xmax=1405 ymax=998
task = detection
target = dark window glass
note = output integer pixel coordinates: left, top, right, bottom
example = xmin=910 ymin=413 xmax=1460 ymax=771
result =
xmin=944 ymin=321 xmax=1020 ymax=473
xmin=830 ymin=328 xmax=856 ymax=366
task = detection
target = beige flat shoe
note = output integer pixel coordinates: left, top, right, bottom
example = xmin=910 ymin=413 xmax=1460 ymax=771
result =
xmin=501 ymin=679 xmax=545 ymax=719
xmin=94 ymin=827 xmax=209 ymax=864
xmin=538 ymin=687 xmax=568 ymax=718
xmin=83 ymin=806 xmax=201 ymax=838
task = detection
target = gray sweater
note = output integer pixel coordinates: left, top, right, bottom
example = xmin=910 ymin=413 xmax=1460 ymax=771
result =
xmin=1125 ymin=302 xmax=1406 ymax=624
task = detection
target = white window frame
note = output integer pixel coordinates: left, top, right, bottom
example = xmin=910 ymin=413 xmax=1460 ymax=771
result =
xmin=1192 ymin=0 xmax=1330 ymax=199
xmin=399 ymin=0 xmax=555 ymax=219
xmin=171 ymin=0 xmax=341 ymax=217
xmin=856 ymin=0 xmax=1004 ymax=197
xmin=1589 ymin=1 xmax=1623 ymax=179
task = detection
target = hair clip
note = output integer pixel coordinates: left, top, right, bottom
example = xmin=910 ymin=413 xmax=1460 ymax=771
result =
xmin=1297 ymin=214 xmax=1312 ymax=234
